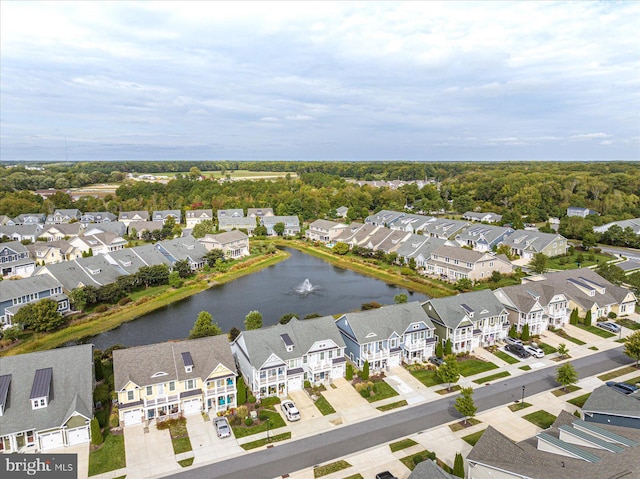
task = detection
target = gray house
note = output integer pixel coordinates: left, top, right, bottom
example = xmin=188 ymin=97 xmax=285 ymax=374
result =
xmin=0 ymin=241 xmax=35 ymax=278
xmin=261 ymin=215 xmax=300 ymax=237
xmin=46 ymin=209 xmax=82 ymax=224
xmin=0 ymin=344 xmax=94 ymax=453
xmin=35 ymin=255 xmax=125 ymax=291
xmin=152 ymin=210 xmax=181 ymax=225
xmin=9 ymin=213 xmax=46 ymax=226
xmin=455 ymin=224 xmax=514 ymax=252
xmin=80 ymin=211 xmax=117 ymax=225
xmin=0 ymin=224 xmax=43 ymax=243
xmin=0 ymin=275 xmax=68 ymax=326
xmin=500 ymin=230 xmax=567 ymax=259
xmin=582 ymin=384 xmax=640 ymax=429
xmin=155 ymin=237 xmax=207 ymax=270
xmin=118 ymin=210 xmax=150 ymax=227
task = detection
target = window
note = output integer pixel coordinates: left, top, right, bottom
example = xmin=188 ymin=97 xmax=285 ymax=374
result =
xmin=185 ymin=379 xmax=196 ymax=390
xmin=127 ymin=390 xmax=135 ymax=401
xmin=146 ymin=386 xmax=153 ymax=396
xmin=169 ymin=381 xmax=176 ymax=392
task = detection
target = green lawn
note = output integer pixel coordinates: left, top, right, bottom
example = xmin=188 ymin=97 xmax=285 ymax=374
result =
xmin=166 ymin=419 xmax=192 ymax=455
xmin=88 ymin=430 xmax=126 ymax=476
xmin=342 ymin=475 xmax=364 ymax=479
xmin=575 ymin=323 xmax=615 ymax=339
xmin=547 ymin=252 xmax=612 ymax=270
xmin=399 ymin=451 xmax=431 ymax=471
xmin=437 ymin=385 xmax=462 ymax=394
xmin=449 ymin=417 xmax=481 ymax=432
xmin=232 ymin=410 xmax=286 ymax=438
xmin=314 ymin=460 xmax=352 ymax=478
xmin=552 ymin=385 xmax=581 ymax=397
xmin=367 ymin=381 xmax=399 ymax=403
xmin=491 ymin=349 xmax=520 ymax=364
xmin=597 ymin=365 xmax=638 ymax=381
xmin=178 ymin=458 xmax=194 ymax=467
xmin=519 ymin=365 xmax=532 ymax=371
xmin=523 ymin=410 xmax=557 ymax=429
xmin=508 ymin=402 xmax=532 ymax=412
xmin=617 ymin=318 xmax=640 ymax=330
xmin=462 ymin=429 xmax=486 ymax=446
xmin=410 ymin=368 xmax=444 ymax=387
xmin=458 ymin=359 xmax=498 ymax=377
xmin=240 ymin=432 xmax=291 ymax=450
xmin=538 ymin=343 xmax=558 ymax=355
xmin=314 ymin=394 xmax=336 ymax=415
xmin=473 ymin=371 xmax=511 ymax=384
xmin=377 ymin=400 xmax=408 ymax=412
xmin=389 ymin=438 xmax=418 ymax=452
xmin=553 ymin=329 xmax=587 ymax=345
xmin=568 ymin=393 xmax=592 ymax=408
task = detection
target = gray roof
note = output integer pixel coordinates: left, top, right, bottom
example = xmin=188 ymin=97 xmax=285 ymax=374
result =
xmin=0 ymin=274 xmax=62 ymax=302
xmin=501 ymin=229 xmax=565 ymax=252
xmin=594 ymin=218 xmax=640 ymax=235
xmin=217 ymin=209 xmax=244 ymax=219
xmin=201 ymin=230 xmax=248 ymax=245
xmin=128 ymin=243 xmax=174 ymax=268
xmin=408 ymin=459 xmax=458 ymax=479
xmin=156 ymin=236 xmax=208 ymax=264
xmin=339 ymin=302 xmax=434 ymax=343
xmin=421 ymin=218 xmax=468 ymax=238
xmin=152 ymin=210 xmax=181 ymax=222
xmin=261 ymin=215 xmax=300 ymax=226
xmin=83 ymin=221 xmax=127 ymax=236
xmin=118 ymin=211 xmax=149 ymax=221
xmin=390 ymin=213 xmax=434 ymax=231
xmin=0 ymin=224 xmax=43 ymax=238
xmin=365 ymin=210 xmax=405 ymax=226
xmin=219 ymin=217 xmax=256 ymax=229
xmin=467 ymin=411 xmax=640 ymax=479
xmin=456 ymin=224 xmax=513 ymax=245
xmin=394 ymin=234 xmax=430 ymax=258
xmin=431 ymin=245 xmax=490 ymax=264
xmin=30 ymin=367 xmax=53 ymax=399
xmin=81 ymin=212 xmax=117 ymax=222
xmin=12 ymin=213 xmax=46 ymax=224
xmin=0 ymin=344 xmax=93 ymax=435
xmin=463 ymin=211 xmax=503 ymax=222
xmin=424 ymin=290 xmax=507 ymax=330
xmin=113 ymin=335 xmax=236 ymax=391
xmin=374 ymin=230 xmax=411 ymax=253
xmin=38 ymin=255 xmax=125 ymax=290
xmin=0 ymin=240 xmax=29 ymax=255
xmin=582 ymin=384 xmax=640 ymax=418
xmin=41 ymin=223 xmax=84 ymax=236
xmin=247 ymin=208 xmax=274 ymax=217
xmin=237 ymin=316 xmax=346 ymax=368
xmin=129 ymin=220 xmax=164 ymax=233
xmin=105 ymin=248 xmax=153 ymax=275
xmin=332 ymin=222 xmax=365 ymax=242
xmin=308 ymin=219 xmax=345 ymax=231
xmin=185 ymin=209 xmax=213 ymax=219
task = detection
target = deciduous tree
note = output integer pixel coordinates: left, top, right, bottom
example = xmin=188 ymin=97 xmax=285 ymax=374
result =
xmin=244 ymin=310 xmax=263 ymax=330
xmin=189 ymin=311 xmax=223 ymax=339
xmin=624 ymin=330 xmax=640 ymax=367
xmin=556 ymin=363 xmax=578 ymax=391
xmin=437 ymin=355 xmax=460 ymax=391
xmin=455 ymin=387 xmax=477 ymax=424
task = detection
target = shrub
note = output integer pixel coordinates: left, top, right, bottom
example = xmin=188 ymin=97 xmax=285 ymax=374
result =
xmin=93 ymin=384 xmax=110 ymax=405
xmin=360 ymin=389 xmax=371 ymax=398
xmin=245 ymin=417 xmax=253 ymax=427
xmin=247 ymin=395 xmax=256 ymax=404
xmin=521 ymin=324 xmax=530 ymax=342
xmin=354 ymin=382 xmax=369 ymax=392
xmin=95 ymin=304 xmax=108 ymax=313
xmin=346 ymin=363 xmax=353 ymax=380
xmin=109 ymin=412 xmax=119 ymax=428
xmin=90 ymin=418 xmax=103 ymax=445
xmin=258 ymin=411 xmax=270 ymax=421
xmin=608 ymin=312 xmax=617 ymax=319
xmin=361 ymin=360 xmax=370 ymax=380
xmin=585 ymin=310 xmax=592 ymax=327
xmin=427 ymin=451 xmax=436 ymax=461
xmin=237 ymin=405 xmax=248 ymax=420
xmin=304 ymin=380 xmax=311 ymax=389
xmin=230 ymin=415 xmax=241 ymax=426
xmin=117 ymin=296 xmax=132 ymax=306
xmin=237 ymin=378 xmax=247 ymax=405
xmin=413 ymin=454 xmax=424 ymax=465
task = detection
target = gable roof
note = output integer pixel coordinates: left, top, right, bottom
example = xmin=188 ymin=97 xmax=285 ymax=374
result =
xmin=247 ymin=208 xmax=274 ymax=217
xmin=0 ymin=275 xmax=62 ymax=302
xmin=308 ymin=219 xmax=346 ymax=231
xmin=113 ymin=335 xmax=236 ymax=391
xmin=408 ymin=459 xmax=458 ymax=479
xmin=217 ymin=209 xmax=244 ymax=219
xmin=37 ymin=255 xmax=125 ymax=290
xmin=0 ymin=345 xmax=93 ymax=435
xmin=201 ymin=230 xmax=248 ymax=246
xmin=118 ymin=211 xmax=150 ymax=221
xmin=83 ymin=222 xmax=127 ymax=236
xmin=185 ymin=209 xmax=213 ymax=219
xmin=501 ymin=230 xmax=565 ymax=252
xmin=582 ymin=384 xmax=640 ymax=418
xmin=155 ymin=236 xmax=208 ymax=263
xmin=424 ymin=290 xmax=507 ymax=329
xmin=456 ymin=224 xmax=514 ymax=245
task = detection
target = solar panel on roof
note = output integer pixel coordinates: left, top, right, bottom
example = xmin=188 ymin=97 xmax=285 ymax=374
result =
xmin=280 ymin=333 xmax=294 ymax=347
xmin=0 ymin=374 xmax=11 ymax=408
xmin=30 ymin=368 xmax=52 ymax=400
xmin=181 ymin=351 xmax=194 ymax=368
xmin=579 ymin=276 xmax=604 ymax=288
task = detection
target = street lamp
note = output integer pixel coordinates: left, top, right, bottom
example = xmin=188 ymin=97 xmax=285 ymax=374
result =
xmin=521 ymin=385 xmax=526 ymax=409
xmin=266 ymin=417 xmax=270 ymax=443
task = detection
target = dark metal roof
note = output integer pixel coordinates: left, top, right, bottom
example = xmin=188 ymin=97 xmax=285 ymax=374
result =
xmin=280 ymin=333 xmax=294 ymax=347
xmin=118 ymin=399 xmax=144 ymax=410
xmin=460 ymin=303 xmax=474 ymax=314
xmin=180 ymin=388 xmax=202 ymax=399
xmin=181 ymin=351 xmax=194 ymax=368
xmin=332 ymin=357 xmax=346 ymax=364
xmin=0 ymin=374 xmax=11 ymax=408
xmin=30 ymin=367 xmax=52 ymax=400
xmin=287 ymin=367 xmax=304 ymax=376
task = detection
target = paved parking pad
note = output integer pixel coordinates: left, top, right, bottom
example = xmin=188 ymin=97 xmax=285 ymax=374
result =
xmin=384 ymin=374 xmax=424 ymax=405
xmin=186 ymin=415 xmax=243 ymax=464
xmin=124 ymin=423 xmax=179 ymax=479
xmin=288 ymin=390 xmax=322 ymax=421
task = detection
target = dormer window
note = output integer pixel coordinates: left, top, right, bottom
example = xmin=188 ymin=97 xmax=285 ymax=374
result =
xmin=281 ymin=334 xmax=294 ymax=352
xmin=30 ymin=368 xmax=52 ymax=410
xmin=88 ymin=267 xmax=101 ymax=275
xmin=182 ymin=352 xmax=194 ymax=373
xmin=151 ymin=371 xmax=168 ymax=378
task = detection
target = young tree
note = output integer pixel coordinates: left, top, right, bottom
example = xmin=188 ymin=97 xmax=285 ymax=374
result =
xmin=557 ymin=343 xmax=569 ymax=359
xmin=444 ymin=338 xmax=453 ymax=356
xmin=623 ymin=330 xmax=640 ymax=367
xmin=455 ymin=387 xmax=477 ymax=424
xmin=90 ymin=418 xmax=103 ymax=445
xmin=174 ymin=259 xmax=192 ymax=278
xmin=361 ymin=360 xmax=370 ymax=380
xmin=521 ymin=323 xmax=530 ymax=342
xmin=204 ymin=249 xmax=225 ymax=267
xmin=279 ymin=313 xmax=297 ymax=325
xmin=273 ymin=222 xmax=286 ymax=236
xmin=346 ymin=363 xmax=354 ymax=380
xmin=570 ymin=308 xmax=579 ymax=326
xmin=332 ymin=242 xmax=349 ymax=255
xmin=435 ymin=341 xmax=443 ymax=358
xmin=237 ymin=377 xmax=247 ymax=405
xmin=454 ymin=278 xmax=473 ymax=291
xmin=584 ymin=310 xmax=592 ymax=327
xmin=189 ymin=311 xmax=223 ymax=339
xmin=556 ymin=363 xmax=578 ymax=391
xmin=94 ymin=357 xmax=104 ymax=382
xmin=437 ymin=355 xmax=460 ymax=391
xmin=452 ymin=452 xmax=465 ymax=478
xmin=244 ymin=310 xmax=263 ymax=330
xmin=394 ymin=293 xmax=408 ymax=304
xmin=508 ymin=324 xmax=518 ymax=339
xmin=168 ymin=271 xmax=183 ymax=288
xmin=530 ymin=252 xmax=548 ymax=274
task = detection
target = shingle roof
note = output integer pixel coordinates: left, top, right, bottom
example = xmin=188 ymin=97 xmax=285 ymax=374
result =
xmin=0 ymin=275 xmax=62 ymax=302
xmin=424 ymin=290 xmax=507 ymax=329
xmin=308 ymin=219 xmax=345 ymax=230
xmin=201 ymin=230 xmax=248 ymax=245
xmin=582 ymin=384 xmax=640 ymax=418
xmin=501 ymin=230 xmax=565 ymax=252
xmin=38 ymin=255 xmax=125 ymax=290
xmin=119 ymin=211 xmax=150 ymax=221
xmin=156 ymin=236 xmax=208 ymax=263
xmin=408 ymin=459 xmax=458 ymax=479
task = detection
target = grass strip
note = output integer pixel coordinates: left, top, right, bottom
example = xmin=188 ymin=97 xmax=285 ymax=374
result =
xmin=519 ymin=365 xmax=532 ymax=371
xmin=492 ymin=349 xmax=519 ymax=364
xmin=389 ymin=438 xmax=418 ymax=452
xmin=241 ymin=432 xmax=291 ymax=450
xmin=436 ymin=385 xmax=462 ymax=395
xmin=616 ymin=318 xmax=640 ymax=330
xmin=399 ymin=451 xmax=431 ymax=472
xmin=88 ymin=430 xmax=126 ymax=476
xmin=178 ymin=458 xmax=194 ymax=467
xmin=458 ymin=359 xmax=498 ymax=377
xmin=597 ymin=366 xmax=638 ymax=382
xmin=575 ymin=324 xmax=615 ymax=339
xmin=523 ymin=410 xmax=557 ymax=429
xmin=538 ymin=343 xmax=557 ymax=355
xmin=568 ymin=393 xmax=592 ymax=408
xmin=552 ymin=329 xmax=586 ymax=345
xmin=473 ymin=371 xmax=511 ymax=384
xmin=314 ymin=460 xmax=352 ymax=478
xmin=449 ymin=418 xmax=481 ymax=432
xmin=462 ymin=429 xmax=486 ymax=446
xmin=508 ymin=402 xmax=532 ymax=412
xmin=377 ymin=400 xmax=408 ymax=412
xmin=342 ymin=475 xmax=364 ymax=479
xmin=552 ymin=385 xmax=581 ymax=397
xmin=314 ymin=394 xmax=336 ymax=415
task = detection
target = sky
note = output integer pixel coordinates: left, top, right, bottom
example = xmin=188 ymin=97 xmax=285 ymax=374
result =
xmin=1 ymin=1 xmax=639 ymax=162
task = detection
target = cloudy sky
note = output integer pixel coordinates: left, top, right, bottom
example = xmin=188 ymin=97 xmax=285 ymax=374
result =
xmin=1 ymin=1 xmax=639 ymax=162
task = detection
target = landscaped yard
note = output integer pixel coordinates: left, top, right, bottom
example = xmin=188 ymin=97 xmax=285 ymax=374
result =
xmin=449 ymin=417 xmax=481 ymax=432
xmin=523 ymin=410 xmax=557 ymax=429
xmin=538 ymin=343 xmax=558 ymax=355
xmin=546 ymin=252 xmax=612 ymax=270
xmin=568 ymin=393 xmax=592 ymax=408
xmin=390 ymin=438 xmax=418 ymax=452
xmin=314 ymin=460 xmax=352 ymax=478
xmin=552 ymin=385 xmax=581 ymax=396
xmin=473 ymin=371 xmax=510 ymax=384
xmin=231 ymin=410 xmax=286 ymax=438
xmin=458 ymin=359 xmax=498 ymax=377
xmin=313 ymin=394 xmax=336 ymax=415
xmin=410 ymin=368 xmax=444 ymax=387
xmin=161 ymin=417 xmax=192 ymax=455
xmin=88 ymin=430 xmax=126 ymax=476
xmin=576 ymin=323 xmax=615 ymax=339
xmin=508 ymin=402 xmax=532 ymax=412
xmin=491 ymin=349 xmax=520 ymax=364
xmin=617 ymin=318 xmax=640 ymax=330
xmin=399 ymin=451 xmax=431 ymax=471
xmin=552 ymin=329 xmax=586 ymax=345
xmin=462 ymin=429 xmax=486 ymax=446
xmin=366 ymin=381 xmax=399 ymax=403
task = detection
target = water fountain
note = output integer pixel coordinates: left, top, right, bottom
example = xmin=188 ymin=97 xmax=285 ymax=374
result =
xmin=295 ymin=278 xmax=317 ymax=295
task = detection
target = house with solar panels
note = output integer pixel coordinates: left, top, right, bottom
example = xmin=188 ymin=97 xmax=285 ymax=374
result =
xmin=112 ymin=336 xmax=237 ymax=426
xmin=232 ymin=316 xmax=346 ymax=399
xmin=0 ymin=344 xmax=93 ymax=453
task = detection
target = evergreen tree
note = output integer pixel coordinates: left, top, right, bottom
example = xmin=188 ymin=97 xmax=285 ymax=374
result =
xmin=244 ymin=310 xmax=263 ymax=330
xmin=437 ymin=355 xmax=460 ymax=391
xmin=237 ymin=377 xmax=247 ymax=404
xmin=94 ymin=358 xmax=104 ymax=382
xmin=508 ymin=324 xmax=518 ymax=339
xmin=455 ymin=387 xmax=477 ymax=424
xmin=90 ymin=418 xmax=103 ymax=445
xmin=436 ymin=341 xmax=443 ymax=358
xmin=189 ymin=311 xmax=223 ymax=339
xmin=361 ymin=360 xmax=370 ymax=380
xmin=570 ymin=308 xmax=579 ymax=325
xmin=445 ymin=338 xmax=453 ymax=355
xmin=521 ymin=323 xmax=530 ymax=342
xmin=584 ymin=310 xmax=592 ymax=326
xmin=229 ymin=327 xmax=241 ymax=342
xmin=453 ymin=452 xmax=465 ymax=478
xmin=623 ymin=330 xmax=640 ymax=367
xmin=346 ymin=363 xmax=353 ymax=380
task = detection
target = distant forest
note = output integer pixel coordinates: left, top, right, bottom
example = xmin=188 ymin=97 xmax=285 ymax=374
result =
xmin=0 ymin=161 xmax=638 ymax=247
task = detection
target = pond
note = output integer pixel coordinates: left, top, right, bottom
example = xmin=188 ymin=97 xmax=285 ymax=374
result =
xmin=88 ymin=248 xmax=428 ymax=349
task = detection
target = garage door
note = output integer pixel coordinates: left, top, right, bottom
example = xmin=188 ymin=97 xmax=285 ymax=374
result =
xmin=287 ymin=375 xmax=303 ymax=391
xmin=39 ymin=431 xmax=64 ymax=451
xmin=67 ymin=426 xmax=90 ymax=446
xmin=183 ymin=398 xmax=202 ymax=415
xmin=123 ymin=409 xmax=142 ymax=426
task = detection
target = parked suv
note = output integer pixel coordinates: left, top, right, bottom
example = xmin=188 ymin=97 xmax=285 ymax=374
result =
xmin=524 ymin=343 xmax=545 ymax=358
xmin=606 ymin=381 xmax=639 ymax=395
xmin=597 ymin=322 xmax=621 ymax=333
xmin=506 ymin=343 xmax=530 ymax=358
xmin=505 ymin=337 xmax=523 ymax=347
xmin=428 ymin=356 xmax=445 ymax=366
xmin=281 ymin=400 xmax=301 ymax=421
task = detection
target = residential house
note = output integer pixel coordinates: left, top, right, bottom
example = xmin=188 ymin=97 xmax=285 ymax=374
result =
xmin=118 ymin=211 xmax=150 ymax=227
xmin=232 ymin=316 xmax=346 ymax=399
xmin=199 ymin=230 xmax=250 ymax=259
xmin=305 ymin=219 xmax=348 ymax=243
xmin=365 ymin=229 xmax=412 ymax=254
xmin=409 ymin=460 xmax=458 ymax=479
xmin=594 ymin=218 xmax=640 ymax=235
xmin=113 ymin=336 xmax=237 ymax=426
xmin=83 ymin=222 xmax=127 ymax=237
xmin=217 ymin=209 xmax=245 ymax=221
xmin=0 ymin=224 xmax=43 ymax=243
xmin=218 ymin=217 xmax=257 ymax=235
xmin=79 ymin=211 xmax=117 ymax=225
xmin=500 ymin=230 xmax=567 ymax=259
xmin=261 ymin=215 xmax=300 ymax=237
xmin=410 ymin=238 xmax=452 ymax=270
xmin=128 ymin=220 xmax=164 ymax=238
xmin=0 ymin=241 xmax=35 ymax=278
xmin=421 ymin=218 xmax=469 ymax=240
xmin=38 ymin=223 xmax=83 ymax=242
xmin=46 ymin=209 xmax=81 ymax=224
xmin=388 ymin=213 xmax=434 ymax=233
xmin=422 ymin=290 xmax=509 ymax=353
xmin=521 ymin=268 xmax=637 ymax=319
xmin=332 ymin=223 xmax=379 ymax=248
xmin=0 ymin=275 xmax=68 ymax=327
xmin=35 ymin=255 xmax=125 ymax=291
xmin=104 ymin=245 xmax=172 ymax=275
xmin=185 ymin=209 xmax=214 ymax=229
xmin=335 ymin=302 xmax=436 ymax=370
xmin=567 ymin=207 xmax=599 ymax=218
xmin=70 ymin=232 xmax=127 ymax=256
xmin=26 ymin=241 xmax=74 ymax=266
xmin=423 ymin=245 xmax=513 ymax=282
xmin=0 ymin=345 xmax=93 ymax=453
xmin=152 ymin=210 xmax=181 ymax=225
xmin=247 ymin=208 xmax=274 ymax=218
xmin=335 ymin=206 xmax=348 ymax=218
xmin=582 ymin=384 xmax=640 ymax=429
xmin=365 ymin=210 xmax=406 ymax=227
xmin=0 ymin=215 xmax=11 ymax=226
xmin=462 ymin=211 xmax=503 ymax=223
xmin=9 ymin=213 xmax=46 ymax=226
xmin=155 ymin=236 xmax=207 ymax=270
xmin=394 ymin=234 xmax=431 ymax=264
xmin=466 ymin=411 xmax=640 ymax=479
xmin=455 ymin=224 xmax=514 ymax=253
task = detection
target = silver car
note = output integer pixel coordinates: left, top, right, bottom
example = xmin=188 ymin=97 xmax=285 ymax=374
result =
xmin=524 ymin=344 xmax=544 ymax=358
xmin=214 ymin=417 xmax=231 ymax=438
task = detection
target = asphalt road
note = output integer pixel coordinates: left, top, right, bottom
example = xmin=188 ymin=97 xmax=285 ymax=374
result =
xmin=171 ymin=347 xmax=633 ymax=479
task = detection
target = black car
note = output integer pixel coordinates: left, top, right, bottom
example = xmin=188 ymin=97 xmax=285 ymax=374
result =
xmin=375 ymin=472 xmax=398 ymax=479
xmin=606 ymin=381 xmax=639 ymax=395
xmin=505 ymin=343 xmax=530 ymax=358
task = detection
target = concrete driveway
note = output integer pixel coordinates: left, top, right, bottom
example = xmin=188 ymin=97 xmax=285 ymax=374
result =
xmin=186 ymin=415 xmax=243 ymax=464
xmin=124 ymin=423 xmax=179 ymax=479
xmin=322 ymin=378 xmax=374 ymax=423
xmin=47 ymin=443 xmax=89 ymax=479
xmin=288 ymin=390 xmax=322 ymax=421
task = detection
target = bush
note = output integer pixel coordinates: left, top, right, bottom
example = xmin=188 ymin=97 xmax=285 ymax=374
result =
xmin=413 ymin=454 xmax=424 ymax=465
xmin=95 ymin=304 xmax=108 ymax=313
xmin=346 ymin=363 xmax=353 ymax=380
xmin=245 ymin=417 xmax=253 ymax=427
xmin=93 ymin=384 xmax=110 ymax=405
xmin=258 ymin=411 xmax=270 ymax=421
xmin=237 ymin=378 xmax=247 ymax=405
xmin=362 ymin=360 xmax=370 ymax=380
xmin=360 ymin=389 xmax=371 ymax=398
xmin=247 ymin=395 xmax=256 ymax=404
xmin=304 ymin=381 xmax=311 ymax=389
xmin=354 ymin=382 xmax=369 ymax=392
xmin=608 ymin=312 xmax=617 ymax=319
xmin=237 ymin=405 xmax=248 ymax=420
xmin=117 ymin=296 xmax=132 ymax=306
xmin=90 ymin=418 xmax=103 ymax=445
xmin=109 ymin=412 xmax=119 ymax=428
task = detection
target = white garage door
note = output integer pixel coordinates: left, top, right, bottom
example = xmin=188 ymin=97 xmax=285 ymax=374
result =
xmin=67 ymin=426 xmax=90 ymax=446
xmin=123 ymin=409 xmax=142 ymax=426
xmin=40 ymin=431 xmax=64 ymax=451
xmin=183 ymin=398 xmax=202 ymax=415
xmin=287 ymin=376 xmax=303 ymax=391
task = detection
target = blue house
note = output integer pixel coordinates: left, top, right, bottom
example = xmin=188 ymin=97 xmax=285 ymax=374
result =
xmin=0 ymin=275 xmax=68 ymax=327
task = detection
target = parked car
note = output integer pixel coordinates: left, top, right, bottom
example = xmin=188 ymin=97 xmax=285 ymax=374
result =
xmin=506 ymin=343 xmax=530 ymax=358
xmin=524 ymin=343 xmax=545 ymax=358
xmin=505 ymin=337 xmax=523 ymax=347
xmin=281 ymin=400 xmax=301 ymax=421
xmin=597 ymin=322 xmax=621 ymax=333
xmin=214 ymin=417 xmax=231 ymax=438
xmin=606 ymin=381 xmax=639 ymax=395
xmin=375 ymin=472 xmax=398 ymax=479
xmin=428 ymin=356 xmax=445 ymax=366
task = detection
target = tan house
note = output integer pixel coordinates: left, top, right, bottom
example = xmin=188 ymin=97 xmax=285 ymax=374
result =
xmin=199 ymin=230 xmax=250 ymax=259
xmin=118 ymin=211 xmax=150 ymax=227
xmin=37 ymin=223 xmax=84 ymax=242
xmin=305 ymin=219 xmax=348 ymax=244
xmin=113 ymin=336 xmax=237 ymax=427
xmin=423 ymin=245 xmax=513 ymax=282
xmin=25 ymin=241 xmax=78 ymax=266
xmin=185 ymin=209 xmax=214 ymax=229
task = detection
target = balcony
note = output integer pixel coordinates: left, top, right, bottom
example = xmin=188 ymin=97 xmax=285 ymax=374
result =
xmin=308 ymin=361 xmax=333 ymax=372
xmin=205 ymin=385 xmax=236 ymax=397
xmin=362 ymin=350 xmax=388 ymax=361
xmin=144 ymin=394 xmax=179 ymax=407
xmin=404 ymin=339 xmax=427 ymax=351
